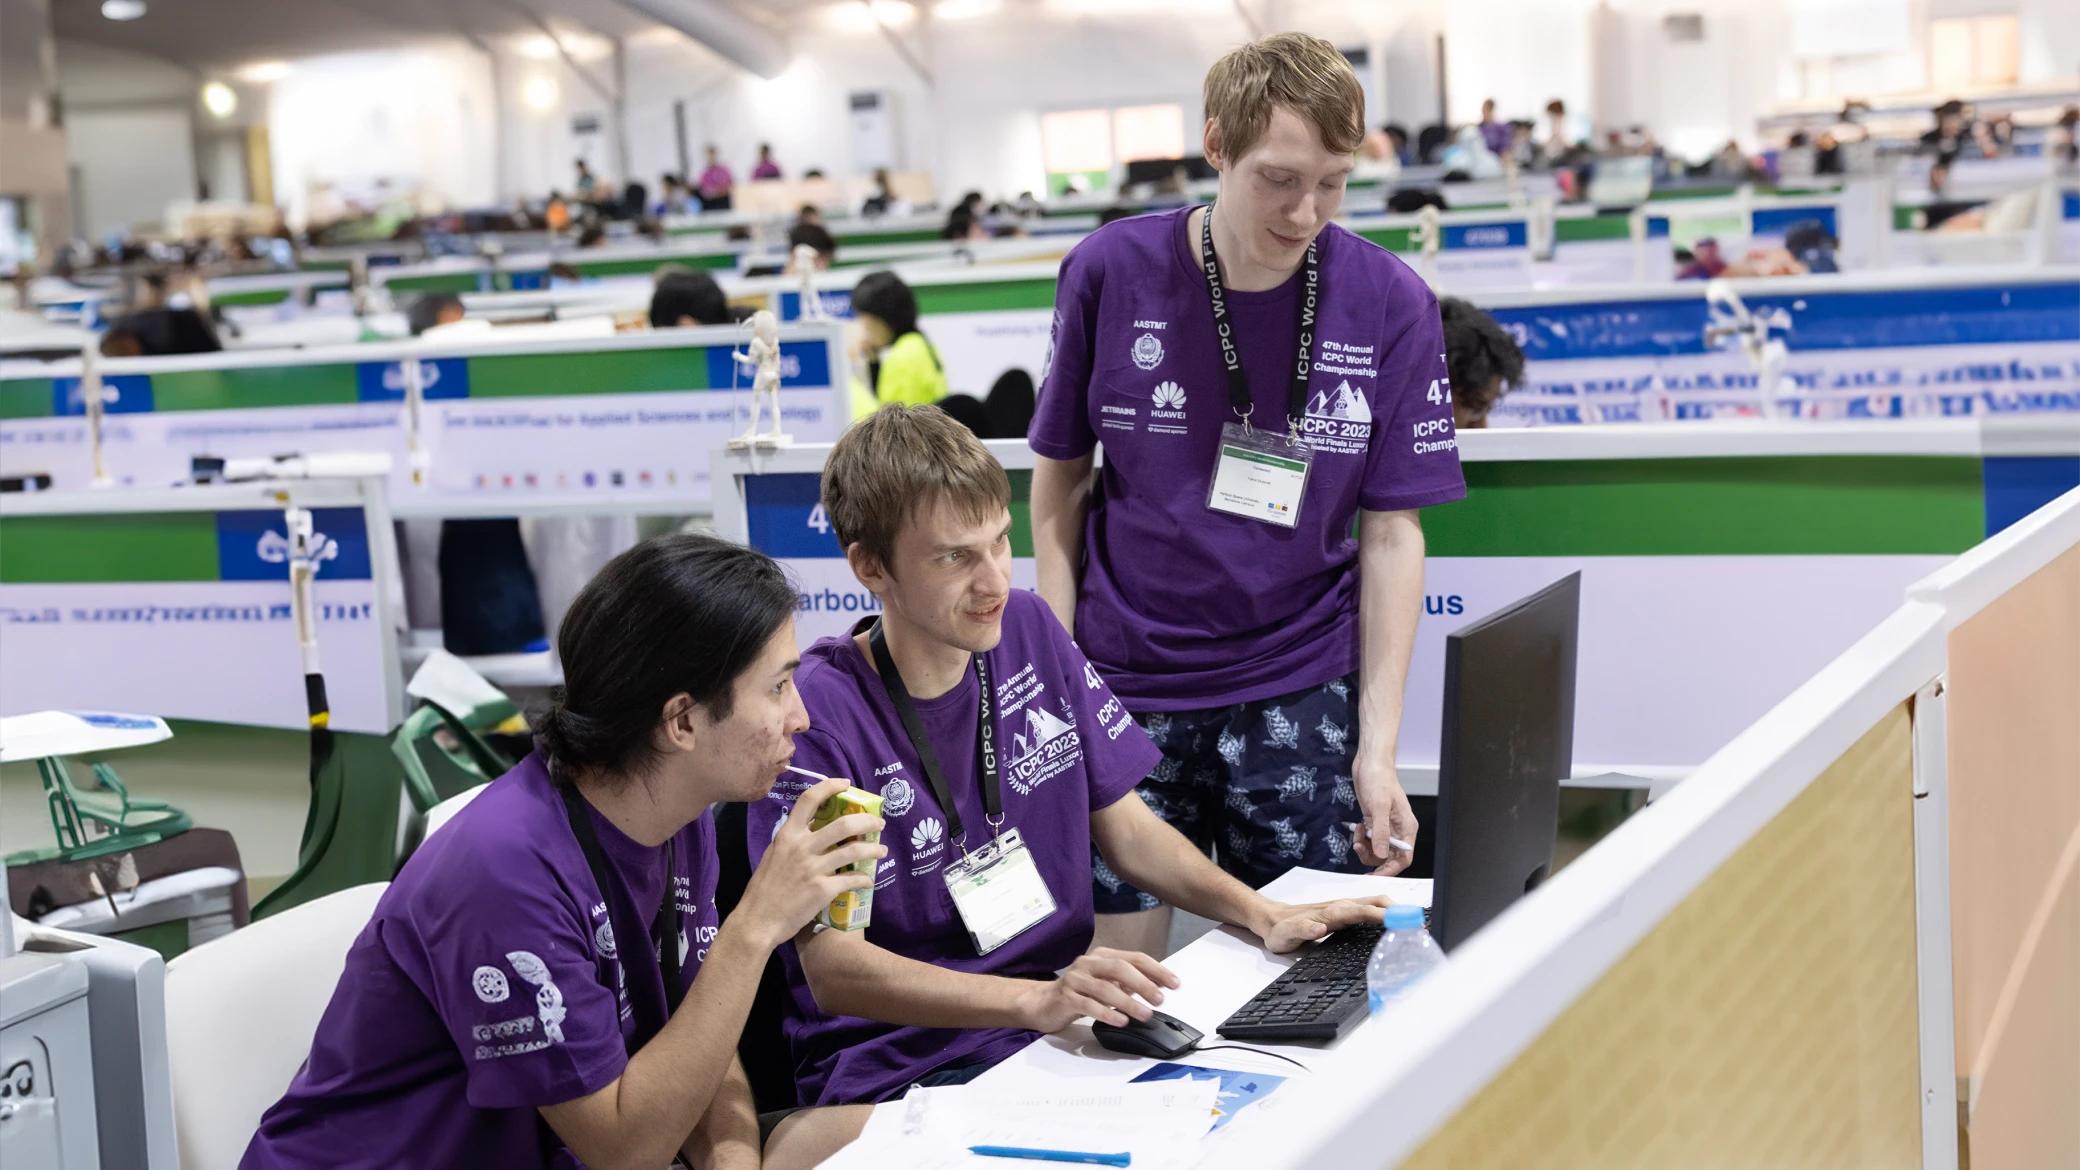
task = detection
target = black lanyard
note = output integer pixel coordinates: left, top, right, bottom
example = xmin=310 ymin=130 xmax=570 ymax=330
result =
xmin=557 ymin=782 xmax=681 ymax=1048
xmin=865 ymin=619 xmax=999 ymax=850
xmin=1198 ymin=204 xmax=1320 ymax=432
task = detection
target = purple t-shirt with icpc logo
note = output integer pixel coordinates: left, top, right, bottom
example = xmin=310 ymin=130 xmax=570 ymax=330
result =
xmin=746 ymin=591 xmax=1160 ymax=1106
xmin=1030 ymin=207 xmax=1467 ymax=712
xmin=242 ymin=751 xmax=722 ymax=1170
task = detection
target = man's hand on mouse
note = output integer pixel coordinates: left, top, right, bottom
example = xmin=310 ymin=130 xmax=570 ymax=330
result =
xmin=1250 ymin=895 xmax=1397 ymax=954
xmin=1016 ymin=947 xmax=1180 ymax=1031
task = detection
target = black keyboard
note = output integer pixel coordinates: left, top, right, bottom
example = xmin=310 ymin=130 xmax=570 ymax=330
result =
xmin=1217 ymin=911 xmax=1432 ymax=1044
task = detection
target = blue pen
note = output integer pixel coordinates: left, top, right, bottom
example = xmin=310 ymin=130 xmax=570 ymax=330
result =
xmin=969 ymin=1145 xmax=1131 ymax=1167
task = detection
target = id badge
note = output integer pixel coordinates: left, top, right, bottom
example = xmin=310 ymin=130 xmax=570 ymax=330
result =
xmin=1206 ymin=421 xmax=1312 ymax=528
xmin=941 ymin=828 xmax=1057 ymax=955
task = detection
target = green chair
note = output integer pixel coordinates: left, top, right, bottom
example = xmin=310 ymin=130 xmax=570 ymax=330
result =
xmin=10 ymin=758 xmax=195 ymax=865
xmin=390 ymin=701 xmax=511 ymax=815
xmin=2 ymin=712 xmax=190 ymax=867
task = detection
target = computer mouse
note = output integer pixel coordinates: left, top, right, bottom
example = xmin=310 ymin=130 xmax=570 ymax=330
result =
xmin=1091 ymin=1008 xmax=1204 ymax=1059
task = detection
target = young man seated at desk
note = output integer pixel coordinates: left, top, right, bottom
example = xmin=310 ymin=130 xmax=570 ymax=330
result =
xmin=750 ymin=406 xmax=1391 ymax=1169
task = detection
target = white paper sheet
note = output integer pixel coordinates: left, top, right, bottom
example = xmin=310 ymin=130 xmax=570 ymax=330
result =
xmin=816 ymin=1080 xmax=1220 ymax=1170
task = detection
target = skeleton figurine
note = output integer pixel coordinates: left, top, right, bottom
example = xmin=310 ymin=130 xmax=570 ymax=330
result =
xmin=729 ymin=308 xmax=792 ymax=447
xmin=1703 ymin=279 xmax=1792 ymax=419
xmin=792 ymin=244 xmax=827 ymax=320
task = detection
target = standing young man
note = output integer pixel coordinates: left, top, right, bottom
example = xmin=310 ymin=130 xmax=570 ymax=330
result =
xmin=1029 ymin=33 xmax=1467 ymax=954
xmin=750 ymin=407 xmax=1392 ymax=1170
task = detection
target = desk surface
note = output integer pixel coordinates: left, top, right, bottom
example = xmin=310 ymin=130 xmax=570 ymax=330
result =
xmin=963 ymin=869 xmax=1429 ymax=1106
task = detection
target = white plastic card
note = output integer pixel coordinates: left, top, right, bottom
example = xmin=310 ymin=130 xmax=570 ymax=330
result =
xmin=1206 ymin=422 xmax=1311 ymax=528
xmin=941 ymin=827 xmax=1057 ymax=955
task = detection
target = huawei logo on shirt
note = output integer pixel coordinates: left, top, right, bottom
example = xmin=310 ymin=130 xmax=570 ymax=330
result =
xmin=1147 ymin=381 xmax=1188 ymax=435
xmin=908 ymin=817 xmax=947 ymax=877
xmin=911 ymin=817 xmax=945 ymax=853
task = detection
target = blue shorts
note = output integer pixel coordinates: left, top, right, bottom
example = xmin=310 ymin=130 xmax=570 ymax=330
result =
xmin=1092 ymin=672 xmax=1365 ymax=914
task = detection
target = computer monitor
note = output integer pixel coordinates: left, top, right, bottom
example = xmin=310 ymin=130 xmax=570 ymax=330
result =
xmin=1585 ymin=155 xmax=1654 ymax=209
xmin=1428 ymin=572 xmax=1579 ymax=951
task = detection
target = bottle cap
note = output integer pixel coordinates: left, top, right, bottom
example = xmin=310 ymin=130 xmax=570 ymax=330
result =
xmin=1383 ymin=905 xmax=1425 ymax=931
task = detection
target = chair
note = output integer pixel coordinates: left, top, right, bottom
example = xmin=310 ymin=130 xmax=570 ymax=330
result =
xmin=10 ymin=757 xmax=192 ymax=866
xmin=1416 ymin=124 xmax=1451 ymax=166
xmin=164 ymin=882 xmax=388 ymax=1170
xmin=935 ymin=393 xmax=990 ymax=438
xmin=984 ymin=368 xmax=1036 ymax=439
xmin=423 ymin=783 xmax=490 ymax=842
xmin=390 ymin=701 xmax=511 ymax=816
xmin=713 ymin=801 xmax=801 ymax=1112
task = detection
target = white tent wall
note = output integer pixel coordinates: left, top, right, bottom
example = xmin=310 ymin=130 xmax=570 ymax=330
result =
xmin=266 ymin=46 xmax=499 ymax=231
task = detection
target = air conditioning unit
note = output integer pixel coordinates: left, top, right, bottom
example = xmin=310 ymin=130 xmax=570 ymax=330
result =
xmin=1663 ymin=13 xmax=1706 ymax=42
xmin=848 ymin=89 xmax=902 ymax=171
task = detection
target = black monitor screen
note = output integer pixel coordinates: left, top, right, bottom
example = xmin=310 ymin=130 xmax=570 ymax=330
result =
xmin=1430 ymin=572 xmax=1580 ymax=950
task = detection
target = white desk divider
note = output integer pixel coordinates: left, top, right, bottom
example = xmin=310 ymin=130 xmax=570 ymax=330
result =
xmin=0 ymin=320 xmax=849 ymax=515
xmin=0 ymin=475 xmax=406 ymax=734
xmin=709 ymin=422 xmax=2064 ymax=788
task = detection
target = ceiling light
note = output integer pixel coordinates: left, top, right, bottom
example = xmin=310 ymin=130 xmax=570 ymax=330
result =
xmin=522 ymin=75 xmax=559 ymax=112
xmin=202 ymin=81 xmax=237 ymax=118
xmin=100 ymin=0 xmax=146 ymax=20
xmin=238 ymin=61 xmax=291 ymax=83
xmin=519 ymin=35 xmax=558 ymax=60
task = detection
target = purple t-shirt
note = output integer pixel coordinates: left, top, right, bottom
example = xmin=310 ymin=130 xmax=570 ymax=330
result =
xmin=1030 ymin=207 xmax=1467 ymax=712
xmin=747 ymin=591 xmax=1160 ymax=1106
xmin=243 ymin=752 xmax=723 ymax=1170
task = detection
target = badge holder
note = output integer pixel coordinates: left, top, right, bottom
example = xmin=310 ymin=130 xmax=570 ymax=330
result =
xmin=1206 ymin=414 xmax=1313 ymax=529
xmin=942 ymin=825 xmax=1057 ymax=956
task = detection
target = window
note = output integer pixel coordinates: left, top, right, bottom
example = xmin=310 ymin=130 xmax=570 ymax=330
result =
xmin=1929 ymin=14 xmax=2019 ymax=90
xmin=1040 ymin=102 xmax=1186 ymax=195
xmin=1110 ymin=104 xmax=1185 ymax=164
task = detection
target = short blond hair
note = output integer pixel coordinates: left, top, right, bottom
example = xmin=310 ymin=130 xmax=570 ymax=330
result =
xmin=824 ymin=405 xmax=1011 ymax=573
xmin=1203 ymin=32 xmax=1365 ymax=162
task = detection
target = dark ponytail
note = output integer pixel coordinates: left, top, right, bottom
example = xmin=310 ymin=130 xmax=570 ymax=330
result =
xmin=534 ymin=533 xmax=797 ymax=784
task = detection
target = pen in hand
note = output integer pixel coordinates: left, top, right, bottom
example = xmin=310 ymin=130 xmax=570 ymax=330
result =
xmin=1343 ymin=822 xmax=1415 ymax=854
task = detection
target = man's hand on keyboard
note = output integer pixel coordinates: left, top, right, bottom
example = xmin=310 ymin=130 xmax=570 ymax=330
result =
xmin=1251 ymin=896 xmax=1396 ymax=954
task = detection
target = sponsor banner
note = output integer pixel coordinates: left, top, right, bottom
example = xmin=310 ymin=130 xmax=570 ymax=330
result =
xmin=1490 ymin=340 xmax=2080 ymax=425
xmin=0 ymin=580 xmax=389 ymax=732
xmin=1399 ymin=555 xmax=1949 ymax=771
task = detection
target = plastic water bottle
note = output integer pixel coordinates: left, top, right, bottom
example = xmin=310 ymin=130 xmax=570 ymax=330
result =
xmin=1366 ymin=905 xmax=1445 ymax=1013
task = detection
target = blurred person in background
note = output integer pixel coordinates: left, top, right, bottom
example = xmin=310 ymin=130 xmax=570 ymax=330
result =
xmin=751 ymin=143 xmax=783 ymax=181
xmin=1440 ymin=297 xmax=1526 ymax=431
xmin=698 ymin=146 xmax=736 ymax=211
xmin=849 ymin=269 xmax=946 ymax=417
xmin=649 ymin=268 xmax=732 ymax=329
